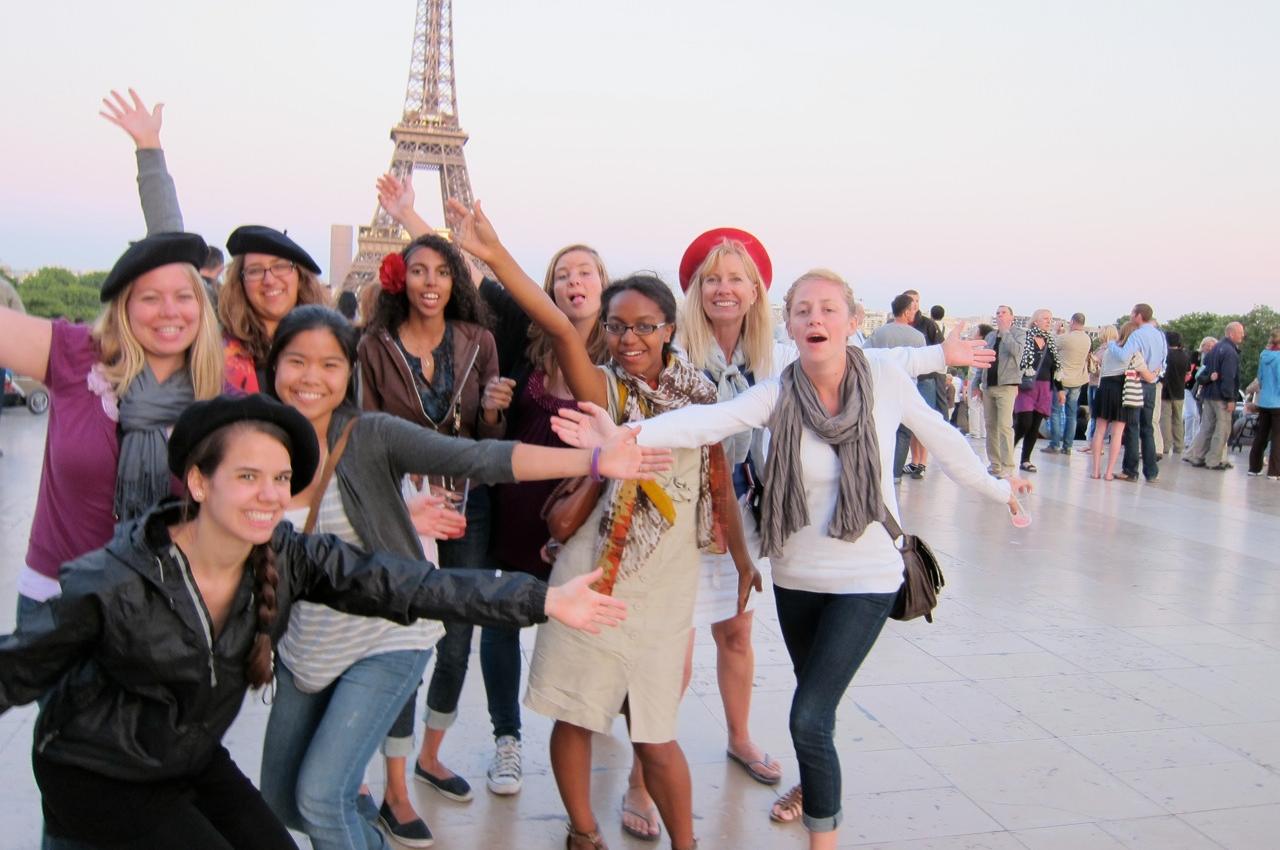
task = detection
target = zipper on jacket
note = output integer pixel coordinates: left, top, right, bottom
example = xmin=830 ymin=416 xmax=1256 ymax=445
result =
xmin=171 ymin=548 xmax=218 ymax=687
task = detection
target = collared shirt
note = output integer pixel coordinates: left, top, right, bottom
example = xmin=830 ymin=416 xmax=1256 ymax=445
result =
xmin=1109 ymin=323 xmax=1168 ymax=378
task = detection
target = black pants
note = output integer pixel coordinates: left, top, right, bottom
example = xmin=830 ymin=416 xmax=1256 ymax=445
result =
xmin=1013 ymin=410 xmax=1045 ymax=464
xmin=1249 ymin=407 xmax=1280 ymax=476
xmin=35 ymin=746 xmax=297 ymax=850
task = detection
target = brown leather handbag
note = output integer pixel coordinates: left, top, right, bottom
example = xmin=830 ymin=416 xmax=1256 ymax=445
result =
xmin=541 ymin=474 xmax=604 ymax=544
xmin=539 ymin=383 xmax=630 ymax=545
xmin=882 ymin=510 xmax=945 ymax=623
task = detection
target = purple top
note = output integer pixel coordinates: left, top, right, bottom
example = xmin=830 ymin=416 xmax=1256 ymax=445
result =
xmin=26 ymin=321 xmax=120 ymax=580
xmin=489 ymin=369 xmax=575 ymax=581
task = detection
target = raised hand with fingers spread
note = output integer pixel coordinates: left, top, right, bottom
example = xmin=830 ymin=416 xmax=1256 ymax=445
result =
xmin=99 ymin=88 xmax=164 ymax=149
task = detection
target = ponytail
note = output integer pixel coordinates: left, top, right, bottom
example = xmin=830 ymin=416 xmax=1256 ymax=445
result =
xmin=245 ymin=542 xmax=280 ymax=688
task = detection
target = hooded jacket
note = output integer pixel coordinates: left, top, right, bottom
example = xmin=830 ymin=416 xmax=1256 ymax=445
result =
xmin=0 ymin=501 xmax=548 ymax=782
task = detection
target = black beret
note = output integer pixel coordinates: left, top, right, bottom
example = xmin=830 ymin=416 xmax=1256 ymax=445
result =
xmin=168 ymin=394 xmax=320 ymax=496
xmin=100 ymin=232 xmax=209 ymax=302
xmin=226 ymin=225 xmax=321 ymax=275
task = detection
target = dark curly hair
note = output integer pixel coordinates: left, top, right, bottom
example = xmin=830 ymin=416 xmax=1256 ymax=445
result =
xmin=366 ymin=234 xmax=492 ymax=336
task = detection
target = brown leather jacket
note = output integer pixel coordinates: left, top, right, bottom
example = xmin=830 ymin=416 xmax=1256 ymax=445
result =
xmin=358 ymin=321 xmax=505 ymax=440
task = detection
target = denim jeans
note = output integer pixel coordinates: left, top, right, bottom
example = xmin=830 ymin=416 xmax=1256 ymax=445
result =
xmin=260 ymin=651 xmax=431 ymax=850
xmin=1049 ymin=385 xmax=1083 ymax=449
xmin=1123 ymin=381 xmax=1160 ymax=479
xmin=479 ymin=625 xmax=523 ymax=740
xmin=425 ymin=484 xmax=494 ymax=729
xmin=774 ymin=585 xmax=896 ymax=833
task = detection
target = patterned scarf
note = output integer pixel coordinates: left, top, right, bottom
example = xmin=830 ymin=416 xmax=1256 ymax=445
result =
xmin=759 ymin=347 xmax=883 ymax=558
xmin=114 ymin=364 xmax=194 ymax=521
xmin=1019 ymin=325 xmax=1061 ymax=377
xmin=592 ymin=356 xmax=726 ymax=594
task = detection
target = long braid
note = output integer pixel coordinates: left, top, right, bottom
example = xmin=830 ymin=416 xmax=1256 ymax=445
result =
xmin=245 ymin=542 xmax=280 ymax=688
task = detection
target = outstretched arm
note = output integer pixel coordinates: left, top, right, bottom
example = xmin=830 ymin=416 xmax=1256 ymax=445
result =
xmin=447 ymin=199 xmax=607 ymax=406
xmin=0 ymin=307 xmax=53 ymax=385
xmin=377 ymin=172 xmax=485 ymax=286
xmin=100 ymin=88 xmax=183 ymax=234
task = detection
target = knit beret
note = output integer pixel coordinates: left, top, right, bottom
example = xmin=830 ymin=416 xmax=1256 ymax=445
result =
xmin=226 ymin=225 xmax=321 ymax=275
xmin=168 ymin=394 xmax=320 ymax=495
xmin=678 ymin=227 xmax=772 ymax=292
xmin=100 ymin=232 xmax=209 ymax=302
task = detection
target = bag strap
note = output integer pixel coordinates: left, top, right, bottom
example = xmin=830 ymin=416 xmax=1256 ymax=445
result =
xmin=880 ymin=504 xmax=906 ymax=544
xmin=303 ymin=418 xmax=359 ymax=534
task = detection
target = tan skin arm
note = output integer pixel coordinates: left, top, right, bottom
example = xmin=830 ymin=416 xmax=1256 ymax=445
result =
xmin=446 ymin=199 xmax=607 ymax=407
xmin=0 ymin=308 xmax=54 ymax=384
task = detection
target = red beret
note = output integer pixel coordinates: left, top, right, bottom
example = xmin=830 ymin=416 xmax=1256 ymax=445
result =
xmin=678 ymin=227 xmax=772 ymax=292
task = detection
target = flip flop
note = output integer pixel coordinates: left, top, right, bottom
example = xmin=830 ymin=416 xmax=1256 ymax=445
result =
xmin=621 ymin=792 xmax=661 ymax=842
xmin=727 ymin=749 xmax=782 ymax=786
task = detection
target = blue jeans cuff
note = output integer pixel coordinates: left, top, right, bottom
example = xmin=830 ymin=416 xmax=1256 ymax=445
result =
xmin=423 ymin=707 xmax=457 ymax=731
xmin=803 ymin=808 xmax=843 ymax=833
xmin=382 ymin=733 xmax=416 ymax=759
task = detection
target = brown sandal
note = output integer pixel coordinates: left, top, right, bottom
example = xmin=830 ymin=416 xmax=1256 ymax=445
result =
xmin=566 ymin=822 xmax=609 ymax=850
xmin=769 ymin=783 xmax=803 ymax=824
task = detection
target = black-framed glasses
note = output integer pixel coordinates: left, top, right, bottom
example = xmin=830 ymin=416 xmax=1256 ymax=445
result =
xmin=602 ymin=320 xmax=670 ymax=337
xmin=242 ymin=261 xmax=297 ymax=284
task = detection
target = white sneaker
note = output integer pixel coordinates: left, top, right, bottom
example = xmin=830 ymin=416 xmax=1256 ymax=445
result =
xmin=486 ymin=735 xmax=522 ymax=795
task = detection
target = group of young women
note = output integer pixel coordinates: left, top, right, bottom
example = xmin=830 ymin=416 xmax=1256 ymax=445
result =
xmin=0 ymin=90 xmax=1030 ymax=850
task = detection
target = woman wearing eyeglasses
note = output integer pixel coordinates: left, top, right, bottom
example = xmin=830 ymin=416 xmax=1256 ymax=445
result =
xmin=445 ymin=199 xmax=757 ymax=850
xmin=101 ymin=89 xmax=329 ymax=394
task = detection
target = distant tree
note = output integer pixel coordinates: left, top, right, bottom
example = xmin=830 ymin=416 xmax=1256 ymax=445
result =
xmin=1239 ymin=304 xmax=1280 ymax=389
xmin=1164 ymin=312 xmax=1226 ymax=354
xmin=17 ymin=267 xmax=103 ymax=322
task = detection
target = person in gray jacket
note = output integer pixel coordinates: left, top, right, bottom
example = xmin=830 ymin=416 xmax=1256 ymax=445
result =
xmin=974 ymin=305 xmax=1026 ymax=478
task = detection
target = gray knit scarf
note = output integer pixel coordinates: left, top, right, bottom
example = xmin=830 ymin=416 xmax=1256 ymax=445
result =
xmin=759 ymin=346 xmax=883 ymax=559
xmin=114 ymin=365 xmax=194 ymax=521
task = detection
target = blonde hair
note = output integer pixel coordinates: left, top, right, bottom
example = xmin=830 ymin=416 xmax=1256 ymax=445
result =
xmin=677 ymin=239 xmax=773 ymax=376
xmin=1118 ymin=321 xmax=1138 ymax=344
xmin=92 ymin=265 xmax=224 ymax=399
xmin=1199 ymin=335 xmax=1217 ymax=353
xmin=527 ymin=244 xmax=610 ymax=377
xmin=1096 ymin=324 xmax=1120 ymax=347
xmin=782 ymin=268 xmax=855 ymax=318
xmin=218 ymin=254 xmax=329 ymax=365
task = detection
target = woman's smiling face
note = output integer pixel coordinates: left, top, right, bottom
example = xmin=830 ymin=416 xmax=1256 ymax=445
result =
xmin=272 ymin=328 xmax=351 ymax=423
xmin=604 ymin=289 xmax=673 ymax=382
xmin=404 ymin=246 xmax=454 ymax=321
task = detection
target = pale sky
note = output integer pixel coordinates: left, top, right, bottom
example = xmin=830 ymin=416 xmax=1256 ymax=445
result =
xmin=1 ymin=0 xmax=1276 ymax=324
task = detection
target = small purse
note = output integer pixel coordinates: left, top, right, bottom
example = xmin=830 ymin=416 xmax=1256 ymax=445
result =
xmin=541 ymin=474 xmax=603 ymax=544
xmin=539 ymin=382 xmax=630 ymax=544
xmin=883 ymin=510 xmax=945 ymax=623
xmin=1122 ymin=355 xmax=1144 ymax=408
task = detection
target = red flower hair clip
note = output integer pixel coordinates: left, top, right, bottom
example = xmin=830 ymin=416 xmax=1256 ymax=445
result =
xmin=379 ymin=253 xmax=407 ymax=294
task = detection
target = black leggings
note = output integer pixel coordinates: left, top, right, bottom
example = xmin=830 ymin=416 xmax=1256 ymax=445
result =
xmin=35 ymin=746 xmax=297 ymax=850
xmin=1013 ymin=411 xmax=1045 ymax=464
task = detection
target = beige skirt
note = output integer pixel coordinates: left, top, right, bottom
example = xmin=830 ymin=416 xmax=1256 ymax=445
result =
xmin=524 ymin=448 xmax=703 ymax=743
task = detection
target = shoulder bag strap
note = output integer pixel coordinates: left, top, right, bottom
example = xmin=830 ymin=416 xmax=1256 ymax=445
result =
xmin=303 ymin=418 xmax=359 ymax=534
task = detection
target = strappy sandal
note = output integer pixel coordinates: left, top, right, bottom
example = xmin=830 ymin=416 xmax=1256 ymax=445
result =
xmin=1020 ymin=462 xmax=1038 ymax=473
xmin=566 ymin=822 xmax=608 ymax=850
xmin=769 ymin=783 xmax=803 ymax=824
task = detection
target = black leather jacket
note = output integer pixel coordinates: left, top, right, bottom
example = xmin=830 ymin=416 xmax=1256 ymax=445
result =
xmin=0 ymin=501 xmax=548 ymax=781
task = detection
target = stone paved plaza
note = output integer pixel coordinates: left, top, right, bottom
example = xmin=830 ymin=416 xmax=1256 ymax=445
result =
xmin=3 ymin=407 xmax=1280 ymax=849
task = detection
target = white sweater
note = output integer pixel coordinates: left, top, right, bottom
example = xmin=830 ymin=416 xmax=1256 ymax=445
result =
xmin=637 ymin=351 xmax=1012 ymax=594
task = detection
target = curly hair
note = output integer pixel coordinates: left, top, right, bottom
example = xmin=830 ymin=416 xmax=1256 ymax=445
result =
xmin=366 ymin=234 xmax=491 ymax=336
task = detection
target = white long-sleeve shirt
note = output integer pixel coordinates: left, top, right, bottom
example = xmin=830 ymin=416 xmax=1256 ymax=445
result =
xmin=637 ymin=352 xmax=1012 ymax=594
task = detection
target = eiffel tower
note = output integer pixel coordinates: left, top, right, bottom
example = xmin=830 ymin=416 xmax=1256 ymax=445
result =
xmin=340 ymin=0 xmax=477 ymax=291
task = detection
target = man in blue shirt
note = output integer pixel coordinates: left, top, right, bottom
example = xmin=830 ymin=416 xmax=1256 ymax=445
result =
xmin=1108 ymin=303 xmax=1168 ymax=481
